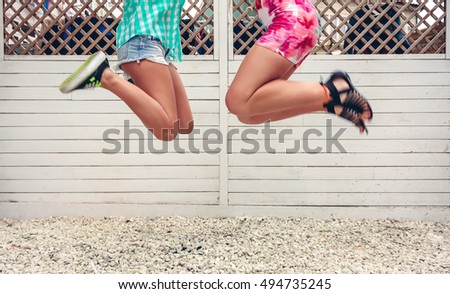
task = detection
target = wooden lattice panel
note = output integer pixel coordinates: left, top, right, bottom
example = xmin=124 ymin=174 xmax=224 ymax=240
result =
xmin=181 ymin=0 xmax=214 ymax=55
xmin=3 ymin=1 xmax=446 ymax=56
xmin=232 ymin=0 xmax=446 ymax=55
xmin=233 ymin=0 xmax=265 ymax=54
xmin=3 ymin=0 xmax=214 ymax=56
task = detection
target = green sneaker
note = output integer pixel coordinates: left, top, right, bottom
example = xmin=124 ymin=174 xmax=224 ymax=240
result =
xmin=59 ymin=51 xmax=110 ymax=94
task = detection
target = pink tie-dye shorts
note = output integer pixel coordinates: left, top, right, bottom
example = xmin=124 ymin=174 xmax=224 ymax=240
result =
xmin=255 ymin=0 xmax=321 ymax=67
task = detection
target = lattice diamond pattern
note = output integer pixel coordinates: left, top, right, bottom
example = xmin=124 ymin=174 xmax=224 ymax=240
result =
xmin=2 ymin=0 xmax=446 ymax=56
xmin=3 ymin=0 xmax=214 ymax=55
xmin=232 ymin=0 xmax=446 ymax=55
xmin=180 ymin=0 xmax=214 ymax=55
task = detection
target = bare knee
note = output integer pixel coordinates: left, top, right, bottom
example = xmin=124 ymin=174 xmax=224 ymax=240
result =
xmin=160 ymin=132 xmax=177 ymax=142
xmin=237 ymin=115 xmax=267 ymax=125
xmin=177 ymin=120 xmax=194 ymax=135
xmin=151 ymin=127 xmax=177 ymax=142
xmin=225 ymin=91 xmax=242 ymax=115
xmin=146 ymin=118 xmax=178 ymax=142
xmin=225 ymin=89 xmax=250 ymax=117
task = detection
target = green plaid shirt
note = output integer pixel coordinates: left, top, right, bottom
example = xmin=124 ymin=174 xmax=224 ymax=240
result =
xmin=116 ymin=0 xmax=185 ymax=62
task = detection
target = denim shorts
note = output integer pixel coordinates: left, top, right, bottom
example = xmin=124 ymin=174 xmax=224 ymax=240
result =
xmin=117 ymin=35 xmax=174 ymax=70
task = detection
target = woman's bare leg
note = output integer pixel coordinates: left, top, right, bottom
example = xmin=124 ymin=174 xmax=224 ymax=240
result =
xmin=227 ymin=45 xmax=366 ymax=130
xmin=168 ymin=64 xmax=194 ymax=134
xmin=234 ymin=65 xmax=318 ymax=124
xmin=226 ymin=45 xmax=326 ymax=118
xmin=237 ymin=104 xmax=321 ymax=124
xmin=100 ymin=61 xmax=179 ymax=141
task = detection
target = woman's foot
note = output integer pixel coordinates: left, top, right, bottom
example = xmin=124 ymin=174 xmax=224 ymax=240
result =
xmin=321 ymin=71 xmax=373 ymax=133
xmin=59 ymin=51 xmax=110 ymax=94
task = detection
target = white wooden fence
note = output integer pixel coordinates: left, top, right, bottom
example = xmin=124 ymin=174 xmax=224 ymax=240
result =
xmin=0 ymin=0 xmax=449 ymax=220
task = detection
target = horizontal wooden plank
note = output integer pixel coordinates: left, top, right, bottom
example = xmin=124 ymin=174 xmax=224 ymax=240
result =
xmin=0 ymin=60 xmax=219 ymax=74
xmin=229 ymin=154 xmax=450 ymax=167
xmin=0 ymin=192 xmax=219 ymax=205
xmin=228 ymin=73 xmax=450 ymax=87
xmin=227 ymin=99 xmax=450 ymax=113
xmin=0 ymin=153 xmax=219 ymax=166
xmin=298 ymin=73 xmax=450 ymax=87
xmin=0 ymin=126 xmax=447 ymax=141
xmin=229 ymin=179 xmax=450 ymax=193
xmin=1 ymin=204 xmax=448 ymax=221
xmin=0 ymin=73 xmax=219 ymax=87
xmin=0 ymin=140 xmax=224 ymax=154
xmin=314 ymin=113 xmax=449 ymax=126
xmin=3 ymin=152 xmax=445 ymax=168
xmin=0 ymin=86 xmax=220 ymax=100
xmin=0 ymin=166 xmax=219 ymax=180
xmin=71 ymin=87 xmax=219 ymax=101
xmin=0 ymin=113 xmax=218 ymax=127
xmin=0 ymin=112 xmax=444 ymax=128
xmin=5 ymin=58 xmax=447 ymax=74
xmin=0 ymin=126 xmax=223 ymax=140
xmin=0 ymin=88 xmax=219 ymax=102
xmin=229 ymin=140 xmax=449 ymax=153
xmin=229 ymin=166 xmax=299 ymax=180
xmin=368 ymin=100 xmax=450 ymax=113
xmin=0 ymin=179 xmax=219 ymax=193
xmin=230 ymin=59 xmax=450 ymax=73
xmin=229 ymin=193 xmax=450 ymax=206
xmin=229 ymin=113 xmax=450 ymax=127
xmin=229 ymin=167 xmax=450 ymax=180
xmin=225 ymin=126 xmax=449 ymax=140
xmin=0 ymin=87 xmax=68 ymax=100
xmin=0 ymin=139 xmax=447 ymax=154
xmin=308 ymin=59 xmax=450 ymax=73
xmin=0 ymin=100 xmax=219 ymax=113
xmin=346 ymin=86 xmax=450 ymax=100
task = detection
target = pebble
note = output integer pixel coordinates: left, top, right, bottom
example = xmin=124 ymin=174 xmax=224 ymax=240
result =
xmin=0 ymin=217 xmax=448 ymax=274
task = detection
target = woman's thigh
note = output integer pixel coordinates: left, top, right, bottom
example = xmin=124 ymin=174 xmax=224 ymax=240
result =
xmin=121 ymin=60 xmax=179 ymax=126
xmin=168 ymin=64 xmax=194 ymax=133
xmin=227 ymin=44 xmax=294 ymax=105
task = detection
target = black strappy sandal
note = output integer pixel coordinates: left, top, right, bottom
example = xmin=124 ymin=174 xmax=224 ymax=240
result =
xmin=321 ymin=71 xmax=373 ymax=134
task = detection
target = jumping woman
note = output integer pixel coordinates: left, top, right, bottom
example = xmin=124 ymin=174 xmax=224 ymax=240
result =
xmin=59 ymin=0 xmax=193 ymax=141
xmin=226 ymin=0 xmax=373 ymax=133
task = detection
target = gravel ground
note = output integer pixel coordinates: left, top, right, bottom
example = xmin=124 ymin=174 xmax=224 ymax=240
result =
xmin=0 ymin=217 xmax=449 ymax=274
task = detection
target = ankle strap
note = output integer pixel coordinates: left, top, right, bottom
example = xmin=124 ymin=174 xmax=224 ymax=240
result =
xmin=321 ymin=81 xmax=340 ymax=113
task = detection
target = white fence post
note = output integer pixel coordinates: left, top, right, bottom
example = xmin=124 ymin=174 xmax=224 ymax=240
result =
xmin=446 ymin=0 xmax=449 ymax=59
xmin=217 ymin=0 xmax=229 ymax=206
xmin=0 ymin=0 xmax=4 ymax=60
